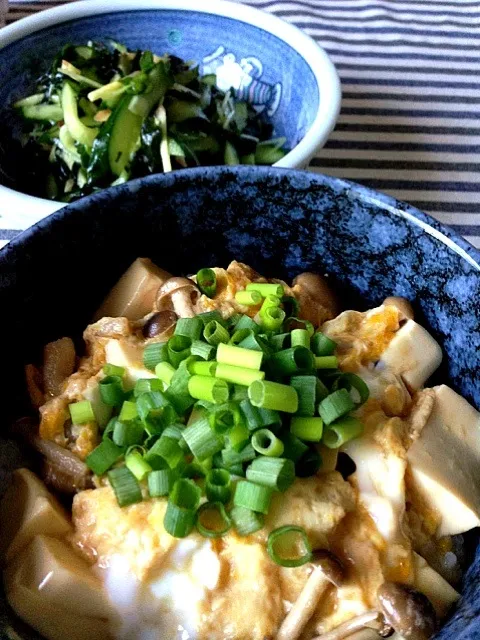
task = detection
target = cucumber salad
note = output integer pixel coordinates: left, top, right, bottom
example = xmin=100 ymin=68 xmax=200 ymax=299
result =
xmin=12 ymin=41 xmax=288 ymax=202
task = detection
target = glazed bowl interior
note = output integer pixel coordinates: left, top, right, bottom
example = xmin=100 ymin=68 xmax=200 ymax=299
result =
xmin=0 ymin=166 xmax=479 ymax=639
xmin=0 ymin=0 xmax=336 ymax=208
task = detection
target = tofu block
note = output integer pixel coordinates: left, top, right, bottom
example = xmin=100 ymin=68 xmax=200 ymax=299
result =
xmin=380 ymin=320 xmax=442 ymax=390
xmin=407 ymin=385 xmax=480 ymax=536
xmin=0 ymin=468 xmax=71 ymax=562
xmin=82 ymin=381 xmax=112 ymax=428
xmin=4 ymin=540 xmax=111 ymax=640
xmin=104 ymin=339 xmax=157 ymax=389
xmin=413 ymin=552 xmax=460 ymax=618
xmin=94 ymin=258 xmax=171 ymax=321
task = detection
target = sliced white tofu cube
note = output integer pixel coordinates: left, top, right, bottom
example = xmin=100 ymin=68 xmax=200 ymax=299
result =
xmin=407 ymin=385 xmax=480 ymax=536
xmin=379 ymin=320 xmax=442 ymax=390
xmin=413 ymin=552 xmax=460 ymax=618
xmin=82 ymin=380 xmax=112 ymax=428
xmin=104 ymin=338 xmax=157 ymax=390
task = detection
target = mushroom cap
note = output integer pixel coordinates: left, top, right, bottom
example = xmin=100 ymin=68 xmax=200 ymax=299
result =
xmin=311 ymin=549 xmax=345 ymax=587
xmin=377 ymin=582 xmax=437 ymax=640
xmin=156 ymin=277 xmax=200 ymax=317
xmin=143 ymin=310 xmax=178 ymax=339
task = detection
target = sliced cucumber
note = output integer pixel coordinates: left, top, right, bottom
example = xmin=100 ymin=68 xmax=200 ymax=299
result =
xmin=108 ymin=97 xmax=144 ymax=176
xmin=21 ymin=103 xmax=63 ymax=121
xmin=14 ymin=93 xmax=44 ymax=108
xmin=61 ymin=83 xmax=97 ymax=148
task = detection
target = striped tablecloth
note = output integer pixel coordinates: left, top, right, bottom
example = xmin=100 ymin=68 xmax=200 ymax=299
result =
xmin=2 ymin=0 xmax=480 ymax=250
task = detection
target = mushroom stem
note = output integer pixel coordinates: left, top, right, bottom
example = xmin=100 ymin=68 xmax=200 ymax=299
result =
xmin=276 ymin=551 xmax=344 ymax=640
xmin=312 ymin=611 xmax=391 ymax=640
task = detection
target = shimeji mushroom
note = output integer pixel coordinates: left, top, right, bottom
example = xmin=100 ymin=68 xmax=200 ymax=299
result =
xmin=312 ymin=582 xmax=437 ymax=640
xmin=142 ymin=310 xmax=178 ymax=339
xmin=276 ymin=550 xmax=345 ymax=640
xmin=156 ymin=277 xmax=200 ymax=318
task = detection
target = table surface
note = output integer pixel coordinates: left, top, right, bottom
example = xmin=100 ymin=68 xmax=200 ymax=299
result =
xmin=2 ymin=0 xmax=480 ymax=251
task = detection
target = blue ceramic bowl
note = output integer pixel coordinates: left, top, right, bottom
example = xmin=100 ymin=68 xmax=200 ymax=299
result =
xmin=0 ymin=0 xmax=340 ymax=224
xmin=0 ymin=166 xmax=479 ymax=639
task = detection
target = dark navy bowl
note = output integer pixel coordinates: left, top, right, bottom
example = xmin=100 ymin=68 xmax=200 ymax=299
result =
xmin=0 ymin=166 xmax=479 ymax=640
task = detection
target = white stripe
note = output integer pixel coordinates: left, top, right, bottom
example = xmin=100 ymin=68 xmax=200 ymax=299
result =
xmin=281 ymin=13 xmax=480 ymax=30
xmin=341 ymin=83 xmax=480 ymax=98
xmin=463 ymin=235 xmax=480 ymax=248
xmin=338 ymin=68 xmax=480 ymax=84
xmin=330 ymin=130 xmax=480 ymax=144
xmin=338 ymin=114 xmax=480 ymax=128
xmin=433 ymin=213 xmax=480 ymax=225
xmin=312 ymin=167 xmax=480 ymax=183
xmin=0 ymin=240 xmax=8 ymax=250
xmin=340 ymin=98 xmax=478 ymax=113
xmin=325 ymin=42 xmax=480 ymax=60
xmin=382 ymin=189 xmax=480 ymax=203
xmin=303 ymin=27 xmax=480 ymax=46
xmin=332 ymin=54 xmax=480 ymax=72
xmin=314 ymin=149 xmax=480 ymax=162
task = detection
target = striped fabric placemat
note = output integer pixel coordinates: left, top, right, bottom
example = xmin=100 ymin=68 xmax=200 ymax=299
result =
xmin=1 ymin=0 xmax=480 ymax=250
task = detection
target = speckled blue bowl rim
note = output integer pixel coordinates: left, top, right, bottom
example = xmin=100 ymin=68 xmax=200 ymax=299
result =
xmin=3 ymin=166 xmax=480 ymax=271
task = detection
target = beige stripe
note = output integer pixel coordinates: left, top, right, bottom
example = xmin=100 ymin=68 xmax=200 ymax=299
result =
xmin=341 ymin=98 xmax=479 ymax=112
xmin=315 ymin=149 xmax=480 ymax=162
xmin=330 ymin=130 xmax=480 ymax=144
xmin=291 ymin=15 xmax=480 ymax=31
xmin=339 ymin=68 xmax=480 ymax=84
xmin=463 ymin=235 xmax=480 ymax=248
xmin=433 ymin=213 xmax=480 ymax=226
xmin=341 ymin=84 xmax=480 ymax=98
xmin=332 ymin=54 xmax=480 ymax=71
xmin=382 ymin=189 xmax=480 ymax=203
xmin=326 ymin=42 xmax=480 ymax=60
xmin=303 ymin=26 xmax=480 ymax=45
xmin=338 ymin=114 xmax=480 ymax=128
xmin=311 ymin=167 xmax=480 ymax=183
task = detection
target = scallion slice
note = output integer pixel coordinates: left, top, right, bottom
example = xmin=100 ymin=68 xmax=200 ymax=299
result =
xmin=267 ymin=525 xmax=312 ymax=567
xmin=239 ymin=399 xmax=263 ymax=432
xmin=108 ymin=467 xmax=143 ymax=507
xmin=119 ymin=400 xmax=139 ymax=422
xmin=269 ymin=346 xmax=314 ymax=376
xmin=85 ymin=438 xmax=123 ymax=475
xmin=290 ymin=417 xmax=324 ymax=442
xmin=235 ymin=290 xmax=262 ymax=306
xmin=164 ymin=478 xmax=201 ymax=538
xmin=196 ymin=501 xmax=232 ymax=538
xmin=69 ymin=400 xmax=95 ymax=425
xmin=251 ymin=428 xmax=284 ymax=457
xmin=99 ymin=376 xmax=126 ymax=408
xmin=282 ymin=432 xmax=309 ymax=463
xmin=112 ymin=419 xmax=144 ymax=448
xmin=315 ymin=356 xmax=339 ymax=370
xmin=258 ymin=407 xmax=282 ymax=430
xmin=248 ymin=380 xmax=298 ymax=413
xmin=233 ymin=480 xmax=273 ymax=514
xmin=230 ymin=506 xmax=264 ymax=536
xmin=155 ymin=361 xmax=176 ymax=385
xmin=246 ymin=282 xmax=284 ymax=297
xmin=290 ymin=375 xmax=317 ymax=417
xmin=221 ymin=442 xmax=256 ymax=467
xmin=148 ymin=468 xmax=175 ymax=497
xmin=143 ymin=342 xmax=169 ymax=370
xmin=323 ymin=416 xmax=364 ymax=448
xmin=103 ymin=363 xmax=125 ymax=377
xmin=217 ymin=343 xmax=263 ymax=370
xmin=205 ymin=468 xmax=232 ymax=504
xmin=197 ymin=310 xmax=227 ymax=328
xmin=237 ymin=332 xmax=272 ymax=355
xmin=188 ymin=375 xmax=229 ymax=404
xmin=234 ymin=315 xmax=261 ymax=334
xmin=125 ymin=450 xmax=152 ymax=480
xmin=134 ymin=378 xmax=164 ymax=397
xmin=227 ymin=421 xmax=250 ymax=451
xmin=269 ymin=332 xmax=291 ymax=352
xmin=296 ymin=448 xmax=322 ymax=477
xmin=261 ymin=306 xmax=286 ymax=331
xmin=203 ymin=320 xmax=230 ymax=346
xmin=183 ymin=416 xmax=224 ymax=461
xmin=168 ymin=335 xmax=192 ymax=368
xmin=318 ymin=389 xmax=355 ymax=425
xmin=229 ymin=328 xmax=253 ymax=346
xmin=197 ymin=268 xmax=217 ymax=298
xmin=259 ymin=294 xmax=281 ymax=315
xmin=145 ymin=434 xmax=184 ymax=469
xmin=215 ymin=363 xmax=265 ymax=386
xmin=332 ymin=373 xmax=370 ymax=408
xmin=311 ymin=332 xmax=337 ymax=357
xmin=190 ymin=340 xmax=215 ymax=361
xmin=175 ymin=317 xmax=203 ymax=341
xmin=246 ymin=456 xmax=294 ymax=492
xmin=291 ymin=329 xmax=310 ymax=349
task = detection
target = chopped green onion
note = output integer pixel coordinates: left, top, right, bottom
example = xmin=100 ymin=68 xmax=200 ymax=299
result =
xmin=69 ymin=400 xmax=95 ymax=425
xmin=332 ymin=373 xmax=370 ymax=408
xmin=239 ymin=399 xmax=263 ymax=432
xmin=197 ymin=268 xmax=217 ymax=298
xmin=267 ymin=525 xmax=312 ymax=567
xmin=269 ymin=332 xmax=291 ymax=352
xmin=162 ymin=424 xmax=188 ymax=450
xmin=85 ymin=438 xmax=123 ymax=475
xmin=261 ymin=306 xmax=286 ymax=331
xmin=237 ymin=332 xmax=272 ymax=355
xmin=229 ymin=328 xmax=254 ymax=346
xmin=145 ymin=435 xmax=184 ymax=469
xmin=232 ymin=385 xmax=249 ymax=402
xmin=216 ymin=363 xmax=265 ymax=386
xmin=188 ymin=375 xmax=229 ymax=404
xmin=282 ymin=295 xmax=300 ymax=318
xmin=190 ymin=360 xmax=217 ymax=377
xmin=248 ymin=380 xmax=298 ymax=413
xmin=282 ymin=432 xmax=309 ymax=463
xmin=108 ymin=467 xmax=143 ymax=507
xmin=246 ymin=456 xmax=294 ymax=492
xmin=197 ymin=311 xmax=227 ymax=328
xmin=165 ymin=358 xmax=196 ymax=415
xmin=234 ymin=480 xmax=273 ymax=514
xmin=99 ymin=376 xmax=125 ymax=407
xmin=246 ymin=282 xmax=284 ymax=297
xmin=190 ymin=340 xmax=216 ymax=360
xmin=203 ymin=320 xmax=230 ymax=346
xmin=112 ymin=419 xmax=144 ymax=448
xmin=143 ymin=342 xmax=169 ymax=370
xmin=208 ymin=403 xmax=239 ymax=434
xmin=103 ymin=364 xmax=125 ymax=377
xmin=258 ymin=408 xmax=282 ymax=430
xmin=291 ymin=329 xmax=310 ymax=349
xmin=164 ymin=478 xmax=201 ymax=538
xmin=284 ymin=317 xmax=315 ymax=336
xmin=234 ymin=315 xmax=261 ymax=334
xmin=183 ymin=417 xmax=224 ymax=461
xmin=235 ymin=290 xmax=262 ymax=306
xmin=196 ymin=501 xmax=232 ymax=538
xmin=290 ymin=375 xmax=317 ymax=417
xmin=269 ymin=347 xmax=314 ymax=376
xmin=221 ymin=442 xmax=256 ymax=467
xmin=205 ymin=468 xmax=232 ymax=504
xmin=316 ymin=378 xmax=330 ymax=402
xmin=148 ymin=469 xmax=175 ymax=497
xmin=134 ymin=378 xmax=164 ymax=397
xmin=290 ymin=417 xmax=323 ymax=442
xmin=102 ymin=417 xmax=116 ymax=441
xmin=315 ymin=356 xmax=339 ymax=370
xmin=125 ymin=450 xmax=152 ymax=480
xmin=136 ymin=390 xmax=171 ymax=422
xmin=167 ymin=335 xmax=192 ymax=368
xmin=311 ymin=333 xmax=337 ymax=357
xmin=319 ymin=389 xmax=355 ymax=425
xmin=230 ymin=506 xmax=264 ymax=536
xmin=226 ymin=421 xmax=250 ymax=451
xmin=259 ymin=294 xmax=281 ymax=315
xmin=155 ymin=361 xmax=176 ymax=385
xmin=296 ymin=448 xmax=322 ymax=477
xmin=323 ymin=416 xmax=364 ymax=448
xmin=251 ymin=428 xmax=284 ymax=457
xmin=175 ymin=317 xmax=203 ymax=341
xmin=217 ymin=343 xmax=263 ymax=370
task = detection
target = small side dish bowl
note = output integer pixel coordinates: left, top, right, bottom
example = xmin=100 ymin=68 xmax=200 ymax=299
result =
xmin=0 ymin=0 xmax=340 ymax=221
